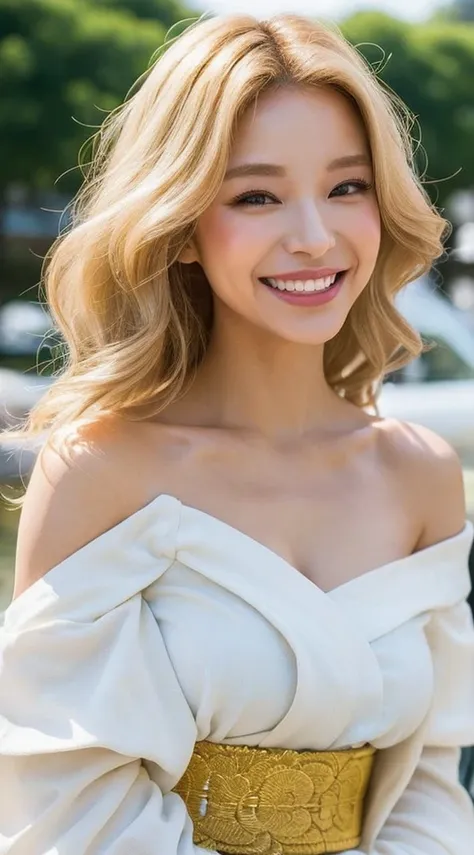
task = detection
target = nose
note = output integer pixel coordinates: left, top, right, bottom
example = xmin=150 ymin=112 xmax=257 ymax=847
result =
xmin=283 ymin=202 xmax=336 ymax=257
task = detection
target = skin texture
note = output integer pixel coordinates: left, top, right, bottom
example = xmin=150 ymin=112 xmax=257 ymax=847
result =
xmin=14 ymin=85 xmax=466 ymax=600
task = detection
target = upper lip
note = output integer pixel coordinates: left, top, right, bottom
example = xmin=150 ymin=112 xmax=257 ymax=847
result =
xmin=262 ymin=268 xmax=345 ymax=281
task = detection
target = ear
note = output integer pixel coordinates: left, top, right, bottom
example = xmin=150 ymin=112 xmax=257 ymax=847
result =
xmin=178 ymin=241 xmax=200 ymax=264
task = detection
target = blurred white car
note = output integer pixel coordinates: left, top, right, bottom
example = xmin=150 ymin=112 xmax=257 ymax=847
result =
xmin=0 ymin=368 xmax=54 ymax=427
xmin=378 ymin=277 xmax=474 ymax=459
xmin=0 ymin=369 xmax=53 ymax=480
xmin=0 ymin=300 xmax=53 ymax=356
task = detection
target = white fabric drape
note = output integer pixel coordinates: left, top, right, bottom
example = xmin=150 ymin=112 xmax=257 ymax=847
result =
xmin=0 ymin=494 xmax=473 ymax=854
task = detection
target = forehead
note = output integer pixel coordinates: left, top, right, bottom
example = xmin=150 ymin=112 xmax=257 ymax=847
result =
xmin=230 ymin=86 xmax=370 ymax=168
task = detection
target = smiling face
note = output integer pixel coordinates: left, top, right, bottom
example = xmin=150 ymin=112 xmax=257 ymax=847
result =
xmin=181 ymin=85 xmax=382 ymax=346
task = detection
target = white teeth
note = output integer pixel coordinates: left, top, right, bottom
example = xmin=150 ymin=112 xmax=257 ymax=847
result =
xmin=265 ymin=274 xmax=339 ymax=292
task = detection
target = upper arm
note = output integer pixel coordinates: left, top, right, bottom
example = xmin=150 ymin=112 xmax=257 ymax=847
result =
xmin=13 ymin=418 xmax=136 ymax=600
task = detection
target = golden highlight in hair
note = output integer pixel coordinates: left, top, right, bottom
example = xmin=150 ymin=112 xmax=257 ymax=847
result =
xmin=1 ymin=13 xmax=448 ymax=455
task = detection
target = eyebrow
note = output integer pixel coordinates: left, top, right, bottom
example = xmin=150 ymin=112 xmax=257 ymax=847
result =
xmin=223 ymin=154 xmax=371 ymax=180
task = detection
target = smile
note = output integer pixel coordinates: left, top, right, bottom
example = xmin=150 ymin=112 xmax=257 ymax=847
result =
xmin=259 ymin=271 xmax=346 ymax=307
xmin=264 ymin=274 xmax=337 ymax=292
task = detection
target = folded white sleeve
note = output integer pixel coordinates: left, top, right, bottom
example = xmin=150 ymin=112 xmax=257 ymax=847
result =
xmin=0 ymin=513 xmax=211 ymax=855
xmin=346 ymin=599 xmax=474 ymax=855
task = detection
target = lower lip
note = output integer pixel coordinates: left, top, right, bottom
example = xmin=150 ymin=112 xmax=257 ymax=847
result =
xmin=262 ymin=274 xmax=345 ymax=307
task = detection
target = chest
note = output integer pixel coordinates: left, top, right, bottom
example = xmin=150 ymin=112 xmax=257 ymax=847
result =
xmin=155 ymin=440 xmax=420 ymax=593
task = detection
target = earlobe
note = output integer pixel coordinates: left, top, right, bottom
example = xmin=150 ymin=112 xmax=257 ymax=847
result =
xmin=178 ymin=243 xmax=200 ymax=264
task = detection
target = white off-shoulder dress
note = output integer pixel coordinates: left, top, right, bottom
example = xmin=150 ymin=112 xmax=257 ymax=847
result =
xmin=1 ymin=494 xmax=474 ymax=854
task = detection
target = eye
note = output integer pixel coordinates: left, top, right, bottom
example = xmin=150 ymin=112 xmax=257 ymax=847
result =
xmin=231 ymin=190 xmax=280 ymax=207
xmin=329 ymin=179 xmax=373 ymax=198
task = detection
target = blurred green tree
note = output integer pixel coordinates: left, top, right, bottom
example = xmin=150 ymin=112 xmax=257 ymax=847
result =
xmin=0 ymin=0 xmax=171 ymax=197
xmin=437 ymin=0 xmax=474 ymax=21
xmin=0 ymin=0 xmax=195 ymax=298
xmin=94 ymin=0 xmax=197 ymax=30
xmin=341 ymin=12 xmax=474 ymax=207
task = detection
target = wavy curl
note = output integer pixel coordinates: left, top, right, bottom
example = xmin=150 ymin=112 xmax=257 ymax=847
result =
xmin=1 ymin=12 xmax=448 ymax=457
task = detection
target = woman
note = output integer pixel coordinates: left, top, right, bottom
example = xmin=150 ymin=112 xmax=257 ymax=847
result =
xmin=0 ymin=12 xmax=473 ymax=855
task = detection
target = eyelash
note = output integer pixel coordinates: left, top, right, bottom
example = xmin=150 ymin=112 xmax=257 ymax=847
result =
xmin=232 ymin=179 xmax=373 ymax=207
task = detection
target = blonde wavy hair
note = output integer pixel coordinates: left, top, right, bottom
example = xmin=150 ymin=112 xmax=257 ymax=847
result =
xmin=1 ymin=12 xmax=447 ymax=454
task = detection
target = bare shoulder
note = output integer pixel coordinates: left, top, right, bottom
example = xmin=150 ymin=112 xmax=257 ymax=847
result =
xmin=13 ymin=415 xmax=159 ymax=599
xmin=375 ymin=417 xmax=466 ymax=550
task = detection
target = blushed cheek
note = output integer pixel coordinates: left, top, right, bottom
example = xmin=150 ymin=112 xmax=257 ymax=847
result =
xmin=198 ymin=210 xmax=262 ymax=265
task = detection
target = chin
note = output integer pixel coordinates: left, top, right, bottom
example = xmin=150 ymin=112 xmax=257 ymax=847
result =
xmin=259 ymin=311 xmax=350 ymax=347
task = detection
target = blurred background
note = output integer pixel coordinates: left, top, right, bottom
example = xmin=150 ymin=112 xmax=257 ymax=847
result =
xmin=1 ymin=0 xmax=474 ymax=616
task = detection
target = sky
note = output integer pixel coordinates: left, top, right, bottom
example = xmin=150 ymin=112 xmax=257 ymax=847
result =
xmin=188 ymin=0 xmax=442 ymax=22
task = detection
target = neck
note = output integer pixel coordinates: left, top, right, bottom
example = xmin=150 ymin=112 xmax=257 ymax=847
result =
xmin=186 ymin=306 xmax=341 ymax=442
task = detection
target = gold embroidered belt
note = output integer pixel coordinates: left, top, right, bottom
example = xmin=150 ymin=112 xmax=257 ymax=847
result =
xmin=172 ymin=740 xmax=376 ymax=855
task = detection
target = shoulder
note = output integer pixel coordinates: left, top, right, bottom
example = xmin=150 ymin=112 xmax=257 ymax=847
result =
xmin=13 ymin=415 xmax=162 ymax=599
xmin=375 ymin=418 xmax=466 ymax=550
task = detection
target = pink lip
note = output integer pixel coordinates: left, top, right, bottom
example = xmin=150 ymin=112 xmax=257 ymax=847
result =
xmin=262 ymin=272 xmax=345 ymax=307
xmin=265 ymin=268 xmax=344 ymax=281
